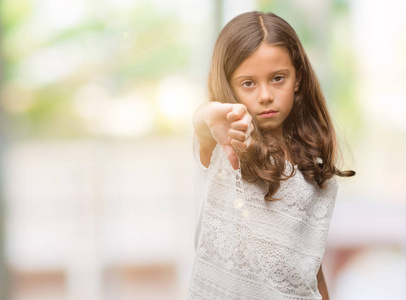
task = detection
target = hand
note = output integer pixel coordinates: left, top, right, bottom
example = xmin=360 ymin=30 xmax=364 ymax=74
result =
xmin=206 ymin=102 xmax=253 ymax=170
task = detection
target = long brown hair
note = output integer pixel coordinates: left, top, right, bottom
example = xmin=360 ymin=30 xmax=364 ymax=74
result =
xmin=208 ymin=11 xmax=355 ymax=201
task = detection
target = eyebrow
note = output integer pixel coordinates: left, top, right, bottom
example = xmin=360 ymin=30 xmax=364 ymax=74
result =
xmin=234 ymin=69 xmax=290 ymax=80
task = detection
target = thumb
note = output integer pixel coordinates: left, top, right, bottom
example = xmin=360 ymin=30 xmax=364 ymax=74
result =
xmin=222 ymin=144 xmax=240 ymax=170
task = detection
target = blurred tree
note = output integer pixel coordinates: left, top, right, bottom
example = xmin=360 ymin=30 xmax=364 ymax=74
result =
xmin=0 ymin=0 xmax=11 ymax=297
xmin=1 ymin=0 xmax=189 ymax=138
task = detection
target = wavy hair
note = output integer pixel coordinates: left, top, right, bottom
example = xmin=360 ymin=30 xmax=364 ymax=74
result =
xmin=208 ymin=11 xmax=355 ymax=201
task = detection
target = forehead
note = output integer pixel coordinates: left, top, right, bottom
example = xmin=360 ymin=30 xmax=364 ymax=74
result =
xmin=233 ymin=44 xmax=294 ymax=76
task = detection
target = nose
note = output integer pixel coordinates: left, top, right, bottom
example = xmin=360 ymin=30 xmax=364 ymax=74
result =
xmin=258 ymin=84 xmax=273 ymax=104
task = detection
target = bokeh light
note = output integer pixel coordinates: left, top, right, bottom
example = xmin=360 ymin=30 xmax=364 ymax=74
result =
xmin=0 ymin=0 xmax=405 ymax=299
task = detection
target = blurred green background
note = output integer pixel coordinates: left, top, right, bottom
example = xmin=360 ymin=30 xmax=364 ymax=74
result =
xmin=0 ymin=0 xmax=405 ymax=299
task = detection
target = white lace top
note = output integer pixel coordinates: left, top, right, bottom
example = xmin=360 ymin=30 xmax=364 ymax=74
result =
xmin=188 ymin=139 xmax=338 ymax=300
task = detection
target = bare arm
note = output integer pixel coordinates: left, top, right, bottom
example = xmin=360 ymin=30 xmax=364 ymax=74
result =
xmin=193 ymin=101 xmax=253 ymax=170
xmin=317 ymin=264 xmax=329 ymax=300
xmin=193 ymin=102 xmax=218 ymax=168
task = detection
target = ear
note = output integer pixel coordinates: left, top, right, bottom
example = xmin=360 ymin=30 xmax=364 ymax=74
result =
xmin=294 ymin=71 xmax=302 ymax=92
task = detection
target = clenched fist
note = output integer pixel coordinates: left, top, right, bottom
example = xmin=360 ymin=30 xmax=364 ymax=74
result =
xmin=203 ymin=102 xmax=254 ymax=169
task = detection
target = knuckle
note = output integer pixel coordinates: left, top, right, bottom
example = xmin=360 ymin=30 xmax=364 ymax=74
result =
xmin=237 ymin=104 xmax=247 ymax=114
xmin=228 ymin=129 xmax=235 ymax=138
xmin=240 ymin=123 xmax=248 ymax=130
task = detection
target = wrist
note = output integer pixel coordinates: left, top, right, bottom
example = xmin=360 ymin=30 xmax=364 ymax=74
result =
xmin=194 ymin=102 xmax=216 ymax=140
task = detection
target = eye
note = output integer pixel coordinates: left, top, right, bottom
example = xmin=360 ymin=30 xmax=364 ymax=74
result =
xmin=273 ymin=76 xmax=284 ymax=83
xmin=242 ymin=81 xmax=255 ymax=88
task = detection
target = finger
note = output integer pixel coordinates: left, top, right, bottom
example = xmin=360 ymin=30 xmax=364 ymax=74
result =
xmin=249 ymin=122 xmax=254 ymax=132
xmin=226 ymin=104 xmax=247 ymax=122
xmin=246 ymin=136 xmax=252 ymax=148
xmin=231 ymin=120 xmax=249 ymax=131
xmin=222 ymin=144 xmax=240 ymax=170
xmin=243 ymin=121 xmax=254 ymax=137
xmin=228 ymin=128 xmax=247 ymax=142
xmin=230 ymin=118 xmax=253 ymax=141
xmin=231 ymin=121 xmax=253 ymax=136
xmin=247 ymin=122 xmax=254 ymax=136
xmin=231 ymin=139 xmax=249 ymax=151
xmin=231 ymin=113 xmax=252 ymax=130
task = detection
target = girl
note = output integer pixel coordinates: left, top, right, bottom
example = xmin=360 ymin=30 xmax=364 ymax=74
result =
xmin=188 ymin=11 xmax=354 ymax=300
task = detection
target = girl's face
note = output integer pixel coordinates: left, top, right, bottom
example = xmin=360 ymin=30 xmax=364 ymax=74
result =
xmin=230 ymin=43 xmax=300 ymax=137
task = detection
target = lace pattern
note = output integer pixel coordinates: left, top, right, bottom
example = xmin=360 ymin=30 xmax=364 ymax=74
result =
xmin=188 ymin=144 xmax=338 ymax=300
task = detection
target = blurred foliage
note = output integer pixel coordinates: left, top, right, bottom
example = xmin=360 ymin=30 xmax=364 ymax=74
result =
xmin=0 ymin=0 xmax=189 ymax=138
xmin=0 ymin=0 xmax=32 ymax=29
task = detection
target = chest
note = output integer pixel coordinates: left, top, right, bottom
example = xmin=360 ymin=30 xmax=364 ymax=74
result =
xmin=241 ymin=171 xmax=338 ymax=228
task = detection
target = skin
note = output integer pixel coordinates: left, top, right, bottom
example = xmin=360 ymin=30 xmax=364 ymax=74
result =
xmin=194 ymin=43 xmax=300 ymax=169
xmin=193 ymin=43 xmax=329 ymax=298
xmin=230 ymin=43 xmax=299 ymax=139
xmin=193 ymin=101 xmax=253 ymax=170
xmin=318 ymin=264 xmax=330 ymax=299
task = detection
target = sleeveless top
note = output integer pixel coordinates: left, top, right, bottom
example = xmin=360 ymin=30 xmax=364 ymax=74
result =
xmin=187 ymin=141 xmax=338 ymax=300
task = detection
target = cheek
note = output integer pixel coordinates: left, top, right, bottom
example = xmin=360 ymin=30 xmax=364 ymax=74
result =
xmin=276 ymin=88 xmax=294 ymax=103
xmin=232 ymin=87 xmax=243 ymax=103
xmin=287 ymin=95 xmax=295 ymax=112
xmin=287 ymin=99 xmax=294 ymax=113
xmin=234 ymin=90 xmax=255 ymax=106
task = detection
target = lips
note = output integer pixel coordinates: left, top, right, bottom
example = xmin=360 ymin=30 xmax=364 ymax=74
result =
xmin=258 ymin=109 xmax=278 ymax=118
xmin=259 ymin=109 xmax=277 ymax=115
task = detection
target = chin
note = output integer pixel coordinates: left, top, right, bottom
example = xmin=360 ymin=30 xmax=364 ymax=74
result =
xmin=258 ymin=124 xmax=283 ymax=136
